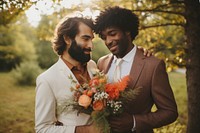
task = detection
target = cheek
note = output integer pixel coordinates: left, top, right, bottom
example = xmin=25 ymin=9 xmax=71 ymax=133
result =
xmin=76 ymin=42 xmax=85 ymax=48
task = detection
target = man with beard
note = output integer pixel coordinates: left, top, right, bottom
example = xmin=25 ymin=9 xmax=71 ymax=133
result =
xmin=35 ymin=17 xmax=100 ymax=133
xmin=95 ymin=6 xmax=178 ymax=133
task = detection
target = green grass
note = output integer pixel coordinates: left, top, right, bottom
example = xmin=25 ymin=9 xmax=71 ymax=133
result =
xmin=0 ymin=72 xmax=35 ymax=133
xmin=0 ymin=71 xmax=187 ymax=133
xmin=168 ymin=72 xmax=187 ymax=125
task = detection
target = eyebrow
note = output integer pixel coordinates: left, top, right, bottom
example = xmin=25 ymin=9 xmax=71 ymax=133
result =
xmin=81 ymin=35 xmax=94 ymax=39
xmin=108 ymin=29 xmax=118 ymax=33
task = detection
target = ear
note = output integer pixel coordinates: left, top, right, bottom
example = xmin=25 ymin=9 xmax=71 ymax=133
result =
xmin=63 ymin=35 xmax=71 ymax=45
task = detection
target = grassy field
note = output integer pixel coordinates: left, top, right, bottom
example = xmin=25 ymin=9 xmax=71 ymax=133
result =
xmin=0 ymin=71 xmax=187 ymax=133
xmin=0 ymin=72 xmax=35 ymax=133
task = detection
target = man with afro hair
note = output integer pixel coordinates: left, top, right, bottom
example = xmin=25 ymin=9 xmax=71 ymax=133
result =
xmin=95 ymin=6 xmax=178 ymax=133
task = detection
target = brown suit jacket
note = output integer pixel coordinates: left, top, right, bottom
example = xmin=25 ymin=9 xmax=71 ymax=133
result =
xmin=97 ymin=48 xmax=178 ymax=133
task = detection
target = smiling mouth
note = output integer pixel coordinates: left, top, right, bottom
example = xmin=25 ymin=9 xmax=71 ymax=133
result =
xmin=84 ymin=51 xmax=91 ymax=54
xmin=109 ymin=45 xmax=118 ymax=52
xmin=84 ymin=49 xmax=91 ymax=54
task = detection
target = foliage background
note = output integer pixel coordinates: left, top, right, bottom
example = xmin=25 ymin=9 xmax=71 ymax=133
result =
xmin=0 ymin=0 xmax=192 ymax=132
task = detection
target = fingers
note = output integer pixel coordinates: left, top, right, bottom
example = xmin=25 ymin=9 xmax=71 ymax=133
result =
xmin=143 ymin=48 xmax=147 ymax=56
xmin=143 ymin=49 xmax=154 ymax=57
xmin=137 ymin=46 xmax=153 ymax=57
xmin=137 ymin=45 xmax=142 ymax=49
xmin=108 ymin=113 xmax=133 ymax=132
xmin=109 ymin=116 xmax=124 ymax=131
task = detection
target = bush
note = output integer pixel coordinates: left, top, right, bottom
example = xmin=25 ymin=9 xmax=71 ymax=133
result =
xmin=12 ymin=61 xmax=42 ymax=86
xmin=154 ymin=121 xmax=186 ymax=133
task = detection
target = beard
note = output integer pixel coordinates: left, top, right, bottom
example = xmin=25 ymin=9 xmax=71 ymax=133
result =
xmin=117 ymin=35 xmax=130 ymax=56
xmin=68 ymin=40 xmax=91 ymax=63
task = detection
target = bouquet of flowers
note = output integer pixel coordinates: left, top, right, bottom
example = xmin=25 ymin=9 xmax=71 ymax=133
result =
xmin=58 ymin=69 xmax=139 ymax=133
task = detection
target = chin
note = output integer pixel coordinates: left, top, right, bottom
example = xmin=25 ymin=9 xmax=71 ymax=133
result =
xmin=111 ymin=50 xmax=119 ymax=56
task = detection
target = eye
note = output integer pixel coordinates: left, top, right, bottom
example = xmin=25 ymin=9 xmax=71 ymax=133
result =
xmin=82 ymin=36 xmax=90 ymax=41
xmin=110 ymin=31 xmax=117 ymax=36
xmin=84 ymin=38 xmax=89 ymax=41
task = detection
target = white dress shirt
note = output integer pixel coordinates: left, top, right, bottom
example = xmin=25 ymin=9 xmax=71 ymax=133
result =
xmin=107 ymin=46 xmax=137 ymax=83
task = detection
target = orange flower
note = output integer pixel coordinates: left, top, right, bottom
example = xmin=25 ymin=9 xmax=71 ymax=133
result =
xmin=117 ymin=75 xmax=130 ymax=91
xmin=78 ymin=94 xmax=92 ymax=108
xmin=93 ymin=100 xmax=104 ymax=111
xmin=89 ymin=78 xmax=100 ymax=87
xmin=105 ymin=84 xmax=120 ymax=100
xmin=87 ymin=90 xmax=93 ymax=97
xmin=99 ymin=77 xmax=106 ymax=84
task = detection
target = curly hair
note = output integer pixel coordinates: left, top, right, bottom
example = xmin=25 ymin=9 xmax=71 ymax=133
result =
xmin=52 ymin=17 xmax=94 ymax=55
xmin=94 ymin=6 xmax=139 ymax=41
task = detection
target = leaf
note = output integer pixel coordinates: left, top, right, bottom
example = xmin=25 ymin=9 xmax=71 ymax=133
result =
xmin=91 ymin=110 xmax=110 ymax=133
xmin=120 ymin=87 xmax=141 ymax=103
xmin=57 ymin=97 xmax=77 ymax=115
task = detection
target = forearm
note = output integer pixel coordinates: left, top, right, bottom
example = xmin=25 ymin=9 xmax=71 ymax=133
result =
xmin=135 ymin=60 xmax=178 ymax=132
xmin=134 ymin=109 xmax=178 ymax=132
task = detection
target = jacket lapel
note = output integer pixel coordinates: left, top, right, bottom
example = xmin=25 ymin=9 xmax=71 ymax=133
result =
xmin=103 ymin=54 xmax=114 ymax=74
xmin=57 ymin=58 xmax=98 ymax=86
xmin=128 ymin=48 xmax=146 ymax=89
xmin=86 ymin=60 xmax=98 ymax=78
xmin=57 ymin=58 xmax=79 ymax=86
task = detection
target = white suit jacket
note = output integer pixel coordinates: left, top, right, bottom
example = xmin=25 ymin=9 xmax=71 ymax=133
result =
xmin=35 ymin=58 xmax=97 ymax=133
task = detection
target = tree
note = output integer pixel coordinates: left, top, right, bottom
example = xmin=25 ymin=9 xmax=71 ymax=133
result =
xmin=0 ymin=20 xmax=36 ymax=71
xmin=132 ymin=0 xmax=186 ymax=69
xmin=0 ymin=0 xmax=35 ymax=26
xmin=0 ymin=0 xmax=37 ymax=71
xmin=185 ymin=0 xmax=200 ymax=132
xmin=33 ymin=14 xmax=57 ymax=69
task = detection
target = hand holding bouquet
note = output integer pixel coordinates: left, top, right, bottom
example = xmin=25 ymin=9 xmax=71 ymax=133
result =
xmin=59 ymin=69 xmax=139 ymax=133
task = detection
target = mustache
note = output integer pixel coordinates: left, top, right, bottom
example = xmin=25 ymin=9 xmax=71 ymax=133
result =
xmin=83 ymin=48 xmax=92 ymax=52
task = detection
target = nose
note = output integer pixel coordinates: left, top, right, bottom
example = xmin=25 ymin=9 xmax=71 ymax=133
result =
xmin=87 ymin=40 xmax=93 ymax=50
xmin=105 ymin=36 xmax=112 ymax=46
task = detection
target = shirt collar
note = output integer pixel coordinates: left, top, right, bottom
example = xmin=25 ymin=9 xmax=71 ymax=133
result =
xmin=113 ymin=46 xmax=137 ymax=63
xmin=61 ymin=56 xmax=87 ymax=71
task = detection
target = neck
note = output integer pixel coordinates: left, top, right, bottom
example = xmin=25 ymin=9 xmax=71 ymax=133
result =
xmin=62 ymin=51 xmax=81 ymax=67
xmin=117 ymin=44 xmax=134 ymax=58
xmin=126 ymin=43 xmax=134 ymax=54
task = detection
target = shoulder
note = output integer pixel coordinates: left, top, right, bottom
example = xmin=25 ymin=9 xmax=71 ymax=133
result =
xmin=136 ymin=48 xmax=163 ymax=66
xmin=87 ymin=59 xmax=97 ymax=66
xmin=36 ymin=62 xmax=58 ymax=83
xmin=143 ymin=55 xmax=167 ymax=74
xmin=97 ymin=53 xmax=112 ymax=64
xmin=147 ymin=56 xmax=163 ymax=64
xmin=87 ymin=60 xmax=97 ymax=69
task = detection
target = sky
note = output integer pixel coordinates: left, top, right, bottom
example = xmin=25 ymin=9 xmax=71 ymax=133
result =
xmin=25 ymin=0 xmax=99 ymax=27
